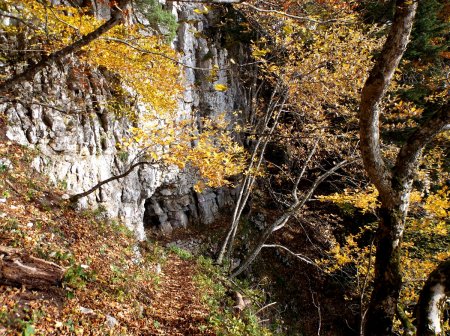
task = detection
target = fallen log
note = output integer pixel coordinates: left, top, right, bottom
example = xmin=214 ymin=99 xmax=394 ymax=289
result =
xmin=0 ymin=245 xmax=66 ymax=288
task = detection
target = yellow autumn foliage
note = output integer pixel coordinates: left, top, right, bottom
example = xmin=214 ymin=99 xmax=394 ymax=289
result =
xmin=1 ymin=0 xmax=246 ymax=190
xmin=1 ymin=0 xmax=181 ymax=114
xmin=317 ymin=185 xmax=380 ymax=214
xmin=124 ymin=112 xmax=247 ymax=191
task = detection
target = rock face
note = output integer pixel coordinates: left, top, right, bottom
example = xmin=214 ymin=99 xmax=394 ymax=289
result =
xmin=143 ymin=175 xmax=236 ymax=234
xmin=1 ymin=4 xmax=247 ymax=240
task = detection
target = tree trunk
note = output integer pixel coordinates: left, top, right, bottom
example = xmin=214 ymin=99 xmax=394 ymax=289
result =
xmin=230 ymin=213 xmax=289 ymax=278
xmin=358 ymin=1 xmax=418 ymax=334
xmin=396 ymin=304 xmax=416 ymax=336
xmin=0 ymin=246 xmax=66 ymax=288
xmin=216 ymin=84 xmax=287 ymax=265
xmin=359 ymin=0 xmax=418 ymax=204
xmin=416 ymin=258 xmax=450 ymax=336
xmin=230 ymin=160 xmax=348 ymax=278
xmin=0 ymin=0 xmax=130 ymax=95
xmin=365 ymin=206 xmax=406 ymax=335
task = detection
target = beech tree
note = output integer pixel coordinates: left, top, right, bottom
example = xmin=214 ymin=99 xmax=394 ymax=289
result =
xmin=223 ymin=0 xmax=448 ymax=333
xmin=0 ymin=0 xmax=247 ymax=198
xmin=358 ymin=0 xmax=449 ymax=334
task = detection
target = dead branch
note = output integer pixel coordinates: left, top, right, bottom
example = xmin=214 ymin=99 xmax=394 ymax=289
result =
xmin=69 ymin=160 xmax=154 ymax=203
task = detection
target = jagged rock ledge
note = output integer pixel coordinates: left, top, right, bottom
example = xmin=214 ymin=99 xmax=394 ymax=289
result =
xmin=1 ymin=3 xmax=247 ymax=240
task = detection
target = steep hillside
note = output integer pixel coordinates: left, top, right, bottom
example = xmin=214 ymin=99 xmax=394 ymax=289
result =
xmin=0 ymin=141 xmax=206 ymax=335
xmin=1 ymin=0 xmax=448 ymax=335
xmin=0 ymin=141 xmax=273 ymax=335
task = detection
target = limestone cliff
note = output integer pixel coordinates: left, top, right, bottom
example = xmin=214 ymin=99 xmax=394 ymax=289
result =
xmin=1 ymin=3 xmax=247 ymax=240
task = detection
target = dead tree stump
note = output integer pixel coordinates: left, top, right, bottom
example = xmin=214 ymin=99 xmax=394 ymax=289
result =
xmin=0 ymin=245 xmax=66 ymax=288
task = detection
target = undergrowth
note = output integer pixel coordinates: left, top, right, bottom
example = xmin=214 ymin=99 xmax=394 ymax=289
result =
xmin=195 ymin=256 xmax=278 ymax=336
xmin=0 ymin=141 xmax=276 ymax=335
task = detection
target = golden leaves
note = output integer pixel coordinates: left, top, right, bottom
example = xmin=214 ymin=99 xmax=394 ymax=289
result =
xmin=122 ymin=113 xmax=247 ymax=192
xmin=3 ymin=0 xmax=181 ymax=115
xmin=193 ymin=6 xmax=210 ymax=15
xmin=318 ymin=185 xmax=380 ymax=214
xmin=213 ymin=83 xmax=228 ymax=92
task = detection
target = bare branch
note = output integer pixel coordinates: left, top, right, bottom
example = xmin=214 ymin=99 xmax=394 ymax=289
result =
xmin=359 ymin=236 xmax=375 ymax=336
xmin=69 ymin=160 xmax=154 ymax=203
xmin=101 ymin=37 xmax=263 ymax=72
xmin=230 ymin=159 xmax=352 ymax=278
xmin=47 ymin=5 xmax=81 ymax=34
xmin=256 ymin=301 xmax=277 ymax=315
xmin=262 ymin=244 xmax=319 ymax=268
xmin=311 ymin=291 xmax=322 ymax=336
xmin=293 ymin=138 xmax=319 ymax=202
xmin=216 ymin=82 xmax=288 ymax=265
xmin=101 ymin=37 xmax=212 ymax=71
xmin=240 ymin=2 xmax=347 ymax=24
xmin=0 ymin=10 xmax=38 ymax=30
xmin=393 ymin=102 xmax=450 ymax=184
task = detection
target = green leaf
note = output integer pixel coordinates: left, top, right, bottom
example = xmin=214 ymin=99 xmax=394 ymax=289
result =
xmin=23 ymin=324 xmax=35 ymax=336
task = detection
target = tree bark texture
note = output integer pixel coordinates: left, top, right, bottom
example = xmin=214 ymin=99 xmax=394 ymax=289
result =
xmin=393 ymin=102 xmax=450 ymax=186
xmin=359 ymin=1 xmax=418 ymax=335
xmin=0 ymin=246 xmax=66 ymax=288
xmin=396 ymin=304 xmax=416 ymax=336
xmin=416 ymin=259 xmax=450 ymax=336
xmin=365 ymin=206 xmax=406 ymax=335
xmin=0 ymin=0 xmax=130 ymax=95
xmin=359 ymin=0 xmax=418 ymax=205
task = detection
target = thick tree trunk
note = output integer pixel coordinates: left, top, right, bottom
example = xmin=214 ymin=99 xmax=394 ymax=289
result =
xmin=359 ymin=1 xmax=418 ymax=335
xmin=0 ymin=246 xmax=66 ymax=288
xmin=416 ymin=258 xmax=450 ymax=336
xmin=359 ymin=0 xmax=418 ymax=204
xmin=365 ymin=206 xmax=406 ymax=335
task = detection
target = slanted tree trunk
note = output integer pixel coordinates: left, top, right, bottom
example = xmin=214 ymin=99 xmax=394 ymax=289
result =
xmin=0 ymin=246 xmax=65 ymax=288
xmin=359 ymin=1 xmax=417 ymax=334
xmin=396 ymin=304 xmax=416 ymax=336
xmin=416 ymin=258 xmax=450 ymax=336
xmin=69 ymin=160 xmax=153 ymax=203
xmin=0 ymin=0 xmax=130 ymax=95
xmin=230 ymin=159 xmax=348 ymax=278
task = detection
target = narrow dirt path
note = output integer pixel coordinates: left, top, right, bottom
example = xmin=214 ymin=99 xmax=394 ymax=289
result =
xmin=148 ymin=256 xmax=214 ymax=336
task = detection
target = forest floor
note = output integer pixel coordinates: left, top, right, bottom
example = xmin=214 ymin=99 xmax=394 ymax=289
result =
xmin=0 ymin=141 xmax=216 ymax=335
xmin=146 ymin=257 xmax=212 ymax=336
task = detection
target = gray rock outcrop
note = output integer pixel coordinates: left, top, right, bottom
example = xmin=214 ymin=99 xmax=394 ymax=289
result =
xmin=1 ymin=3 xmax=248 ymax=240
